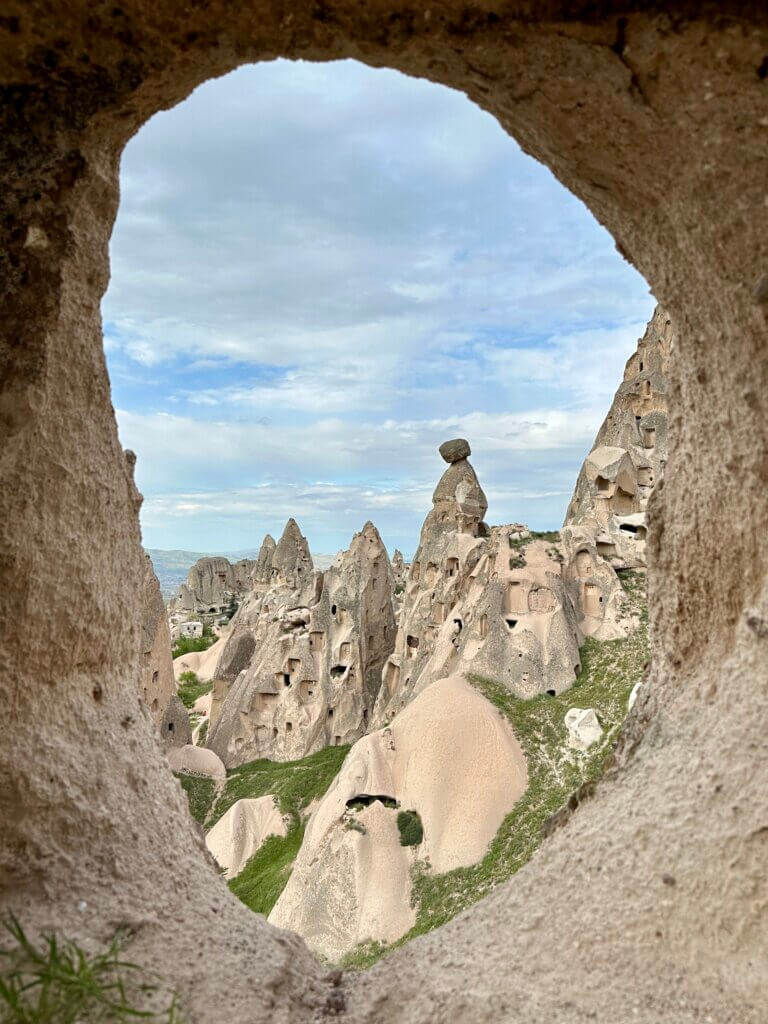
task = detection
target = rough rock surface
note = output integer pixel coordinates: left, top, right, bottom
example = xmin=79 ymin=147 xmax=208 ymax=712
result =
xmin=170 ymin=556 xmax=255 ymax=617
xmin=564 ymin=707 xmax=603 ymax=750
xmin=3 ymin=7 xmax=768 ymax=1024
xmin=173 ymin=636 xmax=225 ymax=682
xmin=207 ymin=520 xmax=396 ymax=766
xmin=160 ymin=694 xmax=192 ymax=750
xmin=270 ymin=675 xmax=527 ymax=959
xmin=374 ymin=448 xmax=628 ymax=723
xmin=565 ymin=307 xmax=671 ymax=567
xmin=139 ymin=553 xmax=177 ymax=725
xmin=439 ymin=437 xmax=471 ymax=463
xmin=205 ymin=797 xmax=287 ymax=879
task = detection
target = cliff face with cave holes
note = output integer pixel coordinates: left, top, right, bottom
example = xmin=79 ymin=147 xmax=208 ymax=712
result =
xmin=564 ymin=308 xmax=671 ymax=567
xmin=206 ymin=519 xmax=396 ymax=766
xmin=169 ymin=555 xmax=256 ymax=617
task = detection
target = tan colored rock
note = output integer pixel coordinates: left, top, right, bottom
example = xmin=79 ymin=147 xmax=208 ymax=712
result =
xmin=269 ymin=675 xmax=526 ymax=959
xmin=139 ymin=553 xmax=176 ymax=725
xmin=173 ymin=636 xmax=225 ymax=682
xmin=565 ymin=307 xmax=671 ymax=567
xmin=4 ymin=9 xmax=768 ymax=1024
xmin=170 ymin=555 xmax=255 ymax=617
xmin=167 ymin=744 xmax=226 ymax=784
xmin=205 ymin=797 xmax=287 ymax=879
xmin=160 ymin=694 xmax=192 ymax=749
xmin=207 ymin=519 xmax=396 ymax=766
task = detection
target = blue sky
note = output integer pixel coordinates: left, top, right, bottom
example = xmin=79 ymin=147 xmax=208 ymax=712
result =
xmin=104 ymin=58 xmax=654 ymax=558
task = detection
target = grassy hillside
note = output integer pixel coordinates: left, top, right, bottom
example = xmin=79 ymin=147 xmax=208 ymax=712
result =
xmin=342 ymin=569 xmax=649 ymax=968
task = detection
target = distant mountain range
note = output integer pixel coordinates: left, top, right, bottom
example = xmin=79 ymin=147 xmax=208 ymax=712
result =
xmin=146 ymin=547 xmax=338 ymax=598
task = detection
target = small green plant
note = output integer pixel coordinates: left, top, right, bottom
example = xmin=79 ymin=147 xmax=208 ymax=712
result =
xmin=394 ymin=583 xmax=405 ymax=596
xmin=0 ymin=915 xmax=182 ymax=1023
xmin=345 ymin=818 xmax=367 ymax=835
xmin=396 ymin=810 xmax=423 ymax=847
xmin=176 ymin=673 xmax=213 ymax=710
xmin=509 ymin=555 xmax=526 ymax=569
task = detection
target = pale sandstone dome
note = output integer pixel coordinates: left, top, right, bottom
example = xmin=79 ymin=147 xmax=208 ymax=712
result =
xmin=167 ymin=744 xmax=226 ymax=784
xmin=205 ymin=797 xmax=287 ymax=879
xmin=269 ymin=674 xmax=527 ymax=959
xmin=207 ymin=518 xmax=396 ymax=766
xmin=4 ymin=8 xmax=768 ymax=1024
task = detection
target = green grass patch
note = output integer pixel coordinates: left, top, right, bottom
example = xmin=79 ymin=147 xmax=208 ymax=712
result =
xmin=227 ymin=823 xmax=307 ymax=917
xmin=0 ymin=915 xmax=182 ymax=1023
xmin=209 ymin=744 xmax=350 ymax=829
xmin=171 ymin=633 xmax=215 ymax=660
xmin=213 ymin=745 xmax=351 ymax=917
xmin=175 ymin=672 xmax=213 ymax=710
xmin=397 ymin=810 xmax=423 ymax=847
xmin=176 ymin=773 xmax=215 ymax=827
xmin=342 ymin=570 xmax=648 ymax=969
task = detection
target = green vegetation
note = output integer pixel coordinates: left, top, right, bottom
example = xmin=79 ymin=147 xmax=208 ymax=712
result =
xmin=200 ymin=745 xmax=351 ymax=917
xmin=171 ymin=623 xmax=215 ymax=661
xmin=527 ymin=529 xmax=561 ymax=542
xmin=0 ymin=916 xmax=181 ymax=1023
xmin=228 ymin=824 xmax=307 ymax=917
xmin=176 ymin=773 xmax=215 ymax=826
xmin=343 ymin=570 xmax=648 ymax=969
xmin=210 ymin=745 xmax=350 ymax=829
xmin=396 ymin=810 xmax=424 ymax=847
xmin=394 ymin=583 xmax=405 ymax=596
xmin=175 ymin=672 xmax=212 ymax=710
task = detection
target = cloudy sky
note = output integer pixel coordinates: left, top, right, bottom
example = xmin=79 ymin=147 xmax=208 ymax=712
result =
xmin=104 ymin=58 xmax=653 ymax=558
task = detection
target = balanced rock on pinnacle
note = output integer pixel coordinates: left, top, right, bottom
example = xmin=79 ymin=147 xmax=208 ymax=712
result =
xmin=439 ymin=438 xmax=471 ymax=463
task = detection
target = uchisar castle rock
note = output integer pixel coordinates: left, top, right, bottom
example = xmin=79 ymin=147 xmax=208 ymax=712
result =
xmin=149 ymin=308 xmax=667 ymax=963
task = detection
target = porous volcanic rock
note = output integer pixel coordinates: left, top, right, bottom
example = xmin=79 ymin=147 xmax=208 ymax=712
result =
xmin=139 ymin=553 xmax=177 ymax=726
xmin=564 ymin=307 xmax=671 ymax=567
xmin=169 ymin=556 xmax=255 ymax=617
xmin=207 ymin=520 xmax=396 ymax=766
xmin=439 ymin=437 xmax=471 ymax=463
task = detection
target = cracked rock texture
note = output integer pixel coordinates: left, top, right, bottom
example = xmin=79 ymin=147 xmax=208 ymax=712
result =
xmin=2 ymin=4 xmax=767 ymax=1023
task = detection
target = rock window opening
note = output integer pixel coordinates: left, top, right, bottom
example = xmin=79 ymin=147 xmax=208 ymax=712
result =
xmin=546 ymin=689 xmax=557 ymax=697
xmin=644 ymin=380 xmax=652 ymax=397
xmin=596 ymin=542 xmax=617 ymax=559
xmin=272 ymin=727 xmax=278 ymax=739
xmin=328 ymin=708 xmax=334 ymax=718
xmin=286 ymin=721 xmax=292 ymax=734
xmin=453 ymin=619 xmax=463 ymax=631
xmin=445 ymin=557 xmax=459 ymax=577
xmin=635 ymin=415 xmax=642 ymax=424
xmin=643 ymin=427 xmax=657 ymax=448
xmin=331 ymin=604 xmax=337 ymax=616
xmin=367 ymin=634 xmax=374 ymax=647
xmin=288 ymin=658 xmax=300 ymax=674
xmin=330 ymin=665 xmax=347 ymax=678
xmin=639 ymin=360 xmax=644 ymax=371
xmin=299 ymin=681 xmax=314 ymax=700
xmin=152 ymin=670 xmax=158 ymax=685
xmin=335 ymin=735 xmax=341 ymax=745
xmin=346 ymin=794 xmax=397 ymax=810
xmin=505 ymin=618 xmax=518 ymax=629
xmin=168 ymin=722 xmax=173 ymax=732
xmin=283 ymin=673 xmax=291 ymax=687
xmin=574 ymin=665 xmax=581 ymax=675
xmin=596 ymin=475 xmax=610 ymax=493
xmin=406 ymin=635 xmax=419 ymax=659
xmin=620 ymin=523 xmax=640 ymax=534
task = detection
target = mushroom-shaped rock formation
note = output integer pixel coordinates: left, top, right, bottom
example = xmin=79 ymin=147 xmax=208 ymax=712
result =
xmin=564 ymin=306 xmax=670 ymax=567
xmin=269 ymin=675 xmax=527 ymax=960
xmin=206 ymin=520 xmax=396 ymax=767
xmin=205 ymin=797 xmax=287 ymax=879
xmin=374 ymin=444 xmax=627 ymax=725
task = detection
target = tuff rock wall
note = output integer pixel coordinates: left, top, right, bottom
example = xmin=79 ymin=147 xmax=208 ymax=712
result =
xmin=2 ymin=5 xmax=768 ymax=1023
